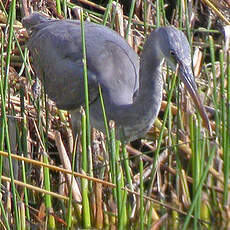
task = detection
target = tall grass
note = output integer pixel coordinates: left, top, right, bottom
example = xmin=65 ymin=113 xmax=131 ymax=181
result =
xmin=0 ymin=0 xmax=229 ymax=229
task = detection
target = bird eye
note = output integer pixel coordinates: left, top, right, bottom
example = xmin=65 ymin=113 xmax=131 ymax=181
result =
xmin=170 ymin=50 xmax=176 ymax=57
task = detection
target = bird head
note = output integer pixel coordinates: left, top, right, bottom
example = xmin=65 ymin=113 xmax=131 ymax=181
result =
xmin=156 ymin=26 xmax=212 ymax=134
xmin=156 ymin=26 xmax=191 ymax=70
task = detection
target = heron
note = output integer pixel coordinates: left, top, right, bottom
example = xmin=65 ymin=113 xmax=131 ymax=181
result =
xmin=22 ymin=13 xmax=211 ymax=141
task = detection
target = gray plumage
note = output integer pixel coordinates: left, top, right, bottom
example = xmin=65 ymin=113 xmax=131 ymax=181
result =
xmin=22 ymin=13 xmax=211 ymax=141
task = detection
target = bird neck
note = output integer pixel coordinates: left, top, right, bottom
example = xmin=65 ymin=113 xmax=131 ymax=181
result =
xmin=138 ymin=32 xmax=163 ymax=103
xmin=116 ymin=32 xmax=164 ymax=141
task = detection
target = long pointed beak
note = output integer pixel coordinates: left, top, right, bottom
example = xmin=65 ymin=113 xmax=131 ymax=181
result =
xmin=179 ymin=64 xmax=212 ymax=134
